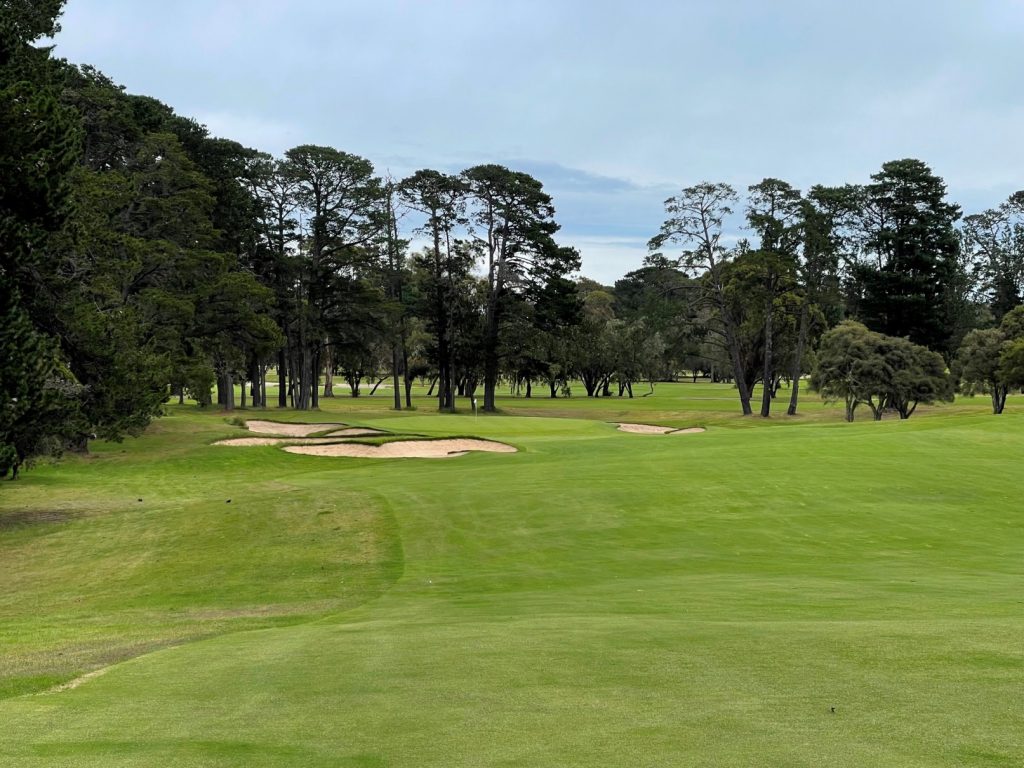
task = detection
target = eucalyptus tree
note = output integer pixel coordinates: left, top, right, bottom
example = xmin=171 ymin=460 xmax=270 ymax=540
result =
xmin=398 ymin=169 xmax=468 ymax=412
xmin=283 ymin=145 xmax=382 ymax=410
xmin=650 ymin=182 xmax=755 ymax=414
xmin=377 ymin=177 xmax=410 ymax=410
xmin=614 ymin=255 xmax=699 ymax=379
xmin=783 ymin=186 xmax=845 ymax=414
xmin=244 ymin=152 xmax=301 ymax=406
xmin=744 ymin=178 xmax=803 ymax=416
xmin=961 ymin=191 xmax=1024 ymax=321
xmin=462 ymin=165 xmax=578 ymax=411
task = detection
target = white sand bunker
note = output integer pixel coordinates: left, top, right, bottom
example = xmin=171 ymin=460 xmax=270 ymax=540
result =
xmin=615 ymin=423 xmax=706 ymax=435
xmin=214 ymin=437 xmax=351 ymax=447
xmin=323 ymin=427 xmax=389 ymax=437
xmin=284 ymin=439 xmax=517 ymax=459
xmin=244 ymin=420 xmax=345 ymax=437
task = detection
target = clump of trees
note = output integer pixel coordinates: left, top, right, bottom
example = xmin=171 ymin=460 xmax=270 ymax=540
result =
xmin=4 ymin=2 xmax=1024 ymax=478
xmin=811 ymin=322 xmax=952 ymax=421
xmin=953 ymin=307 xmax=1024 ymax=414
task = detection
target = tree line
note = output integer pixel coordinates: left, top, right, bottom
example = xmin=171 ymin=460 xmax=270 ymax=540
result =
xmin=3 ymin=2 xmax=1023 ymax=477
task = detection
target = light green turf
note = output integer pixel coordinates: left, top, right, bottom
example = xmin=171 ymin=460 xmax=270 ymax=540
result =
xmin=1 ymin=383 xmax=1022 ymax=766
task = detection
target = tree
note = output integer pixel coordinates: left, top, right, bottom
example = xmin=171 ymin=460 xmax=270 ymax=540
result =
xmin=614 ymin=255 xmax=699 ymax=381
xmin=850 ymin=159 xmax=962 ymax=355
xmin=650 ymin=183 xmax=756 ymax=414
xmin=398 ymin=170 xmax=468 ymax=412
xmin=812 ymin=321 xmax=952 ymax=421
xmin=571 ymin=286 xmax=618 ymax=397
xmin=785 ymin=187 xmax=844 ymax=415
xmin=883 ymin=336 xmax=953 ymax=419
xmin=995 ymin=306 xmax=1024 ymax=399
xmin=463 ymin=164 xmax=577 ymax=412
xmin=245 ymin=152 xmax=301 ymax=407
xmin=744 ymin=179 xmax=803 ymax=416
xmin=954 ymin=328 xmax=1009 ymax=414
xmin=961 ymin=192 xmax=1024 ymax=321
xmin=1 ymin=0 xmax=82 ymax=477
xmin=283 ymin=145 xmax=382 ymax=410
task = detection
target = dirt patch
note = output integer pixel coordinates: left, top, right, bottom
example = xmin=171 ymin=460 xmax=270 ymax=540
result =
xmin=0 ymin=510 xmax=74 ymax=530
xmin=284 ymin=439 xmax=517 ymax=459
xmin=244 ymin=420 xmax=345 ymax=437
xmin=215 ymin=437 xmax=357 ymax=447
xmin=615 ymin=423 xmax=706 ymax=435
xmin=46 ymin=666 xmax=111 ymax=693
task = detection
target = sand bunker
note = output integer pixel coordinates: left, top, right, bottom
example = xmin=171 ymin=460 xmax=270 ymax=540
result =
xmin=323 ymin=428 xmax=389 ymax=437
xmin=244 ymin=420 xmax=345 ymax=437
xmin=214 ymin=437 xmax=351 ymax=447
xmin=615 ymin=423 xmax=706 ymax=435
xmin=284 ymin=439 xmax=517 ymax=459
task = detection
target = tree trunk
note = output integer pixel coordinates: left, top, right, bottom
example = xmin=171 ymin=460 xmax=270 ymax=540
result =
xmin=277 ymin=349 xmax=288 ymax=408
xmin=403 ymin=348 xmax=413 ymax=408
xmin=761 ymin=296 xmax=774 ymax=417
xmin=218 ymin=371 xmax=235 ymax=411
xmin=309 ymin=348 xmax=317 ymax=409
xmin=392 ymin=343 xmax=402 ymax=410
xmin=482 ymin=325 xmax=499 ymax=411
xmin=993 ymin=386 xmax=1007 ymax=414
xmin=844 ymin=395 xmax=856 ymax=422
xmin=787 ymin=306 xmax=810 ymax=416
xmin=721 ymin=311 xmax=753 ymax=415
xmin=322 ymin=343 xmax=334 ymax=398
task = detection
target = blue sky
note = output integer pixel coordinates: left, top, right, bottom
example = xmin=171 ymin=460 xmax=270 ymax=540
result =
xmin=52 ymin=0 xmax=1024 ymax=283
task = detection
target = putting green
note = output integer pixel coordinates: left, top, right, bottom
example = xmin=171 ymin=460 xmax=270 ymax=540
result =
xmin=0 ymin=383 xmax=1021 ymax=766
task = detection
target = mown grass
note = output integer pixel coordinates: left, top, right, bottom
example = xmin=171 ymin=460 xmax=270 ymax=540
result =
xmin=0 ymin=382 xmax=1022 ymax=766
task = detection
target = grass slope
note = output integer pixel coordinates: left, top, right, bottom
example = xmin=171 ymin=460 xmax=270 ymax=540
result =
xmin=0 ymin=383 xmax=1022 ymax=766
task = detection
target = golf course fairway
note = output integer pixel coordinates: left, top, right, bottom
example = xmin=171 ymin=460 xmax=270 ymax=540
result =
xmin=1 ymin=384 xmax=1021 ymax=766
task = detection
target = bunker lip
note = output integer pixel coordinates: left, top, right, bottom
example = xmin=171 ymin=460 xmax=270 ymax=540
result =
xmin=244 ymin=420 xmax=346 ymax=437
xmin=214 ymin=437 xmax=356 ymax=447
xmin=614 ymin=423 xmax=706 ymax=435
xmin=283 ymin=439 xmax=517 ymax=459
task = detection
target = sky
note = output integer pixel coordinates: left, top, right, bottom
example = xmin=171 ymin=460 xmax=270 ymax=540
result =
xmin=50 ymin=0 xmax=1024 ymax=283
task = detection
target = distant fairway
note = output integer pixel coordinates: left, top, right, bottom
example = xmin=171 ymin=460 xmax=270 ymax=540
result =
xmin=1 ymin=383 xmax=1022 ymax=766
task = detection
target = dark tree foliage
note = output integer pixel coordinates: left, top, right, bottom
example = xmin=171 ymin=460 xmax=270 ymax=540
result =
xmin=811 ymin=322 xmax=952 ymax=422
xmin=0 ymin=0 xmax=81 ymax=476
xmin=850 ymin=159 xmax=962 ymax=355
xmin=463 ymin=164 xmax=578 ymax=411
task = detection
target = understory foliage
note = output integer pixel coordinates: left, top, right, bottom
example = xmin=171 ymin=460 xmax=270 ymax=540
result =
xmin=2 ymin=3 xmax=1024 ymax=477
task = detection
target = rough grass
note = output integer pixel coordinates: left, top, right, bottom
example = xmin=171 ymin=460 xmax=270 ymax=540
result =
xmin=0 ymin=382 xmax=1022 ymax=766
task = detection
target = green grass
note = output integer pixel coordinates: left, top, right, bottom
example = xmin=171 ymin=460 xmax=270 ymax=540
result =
xmin=1 ymin=382 xmax=1022 ymax=766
